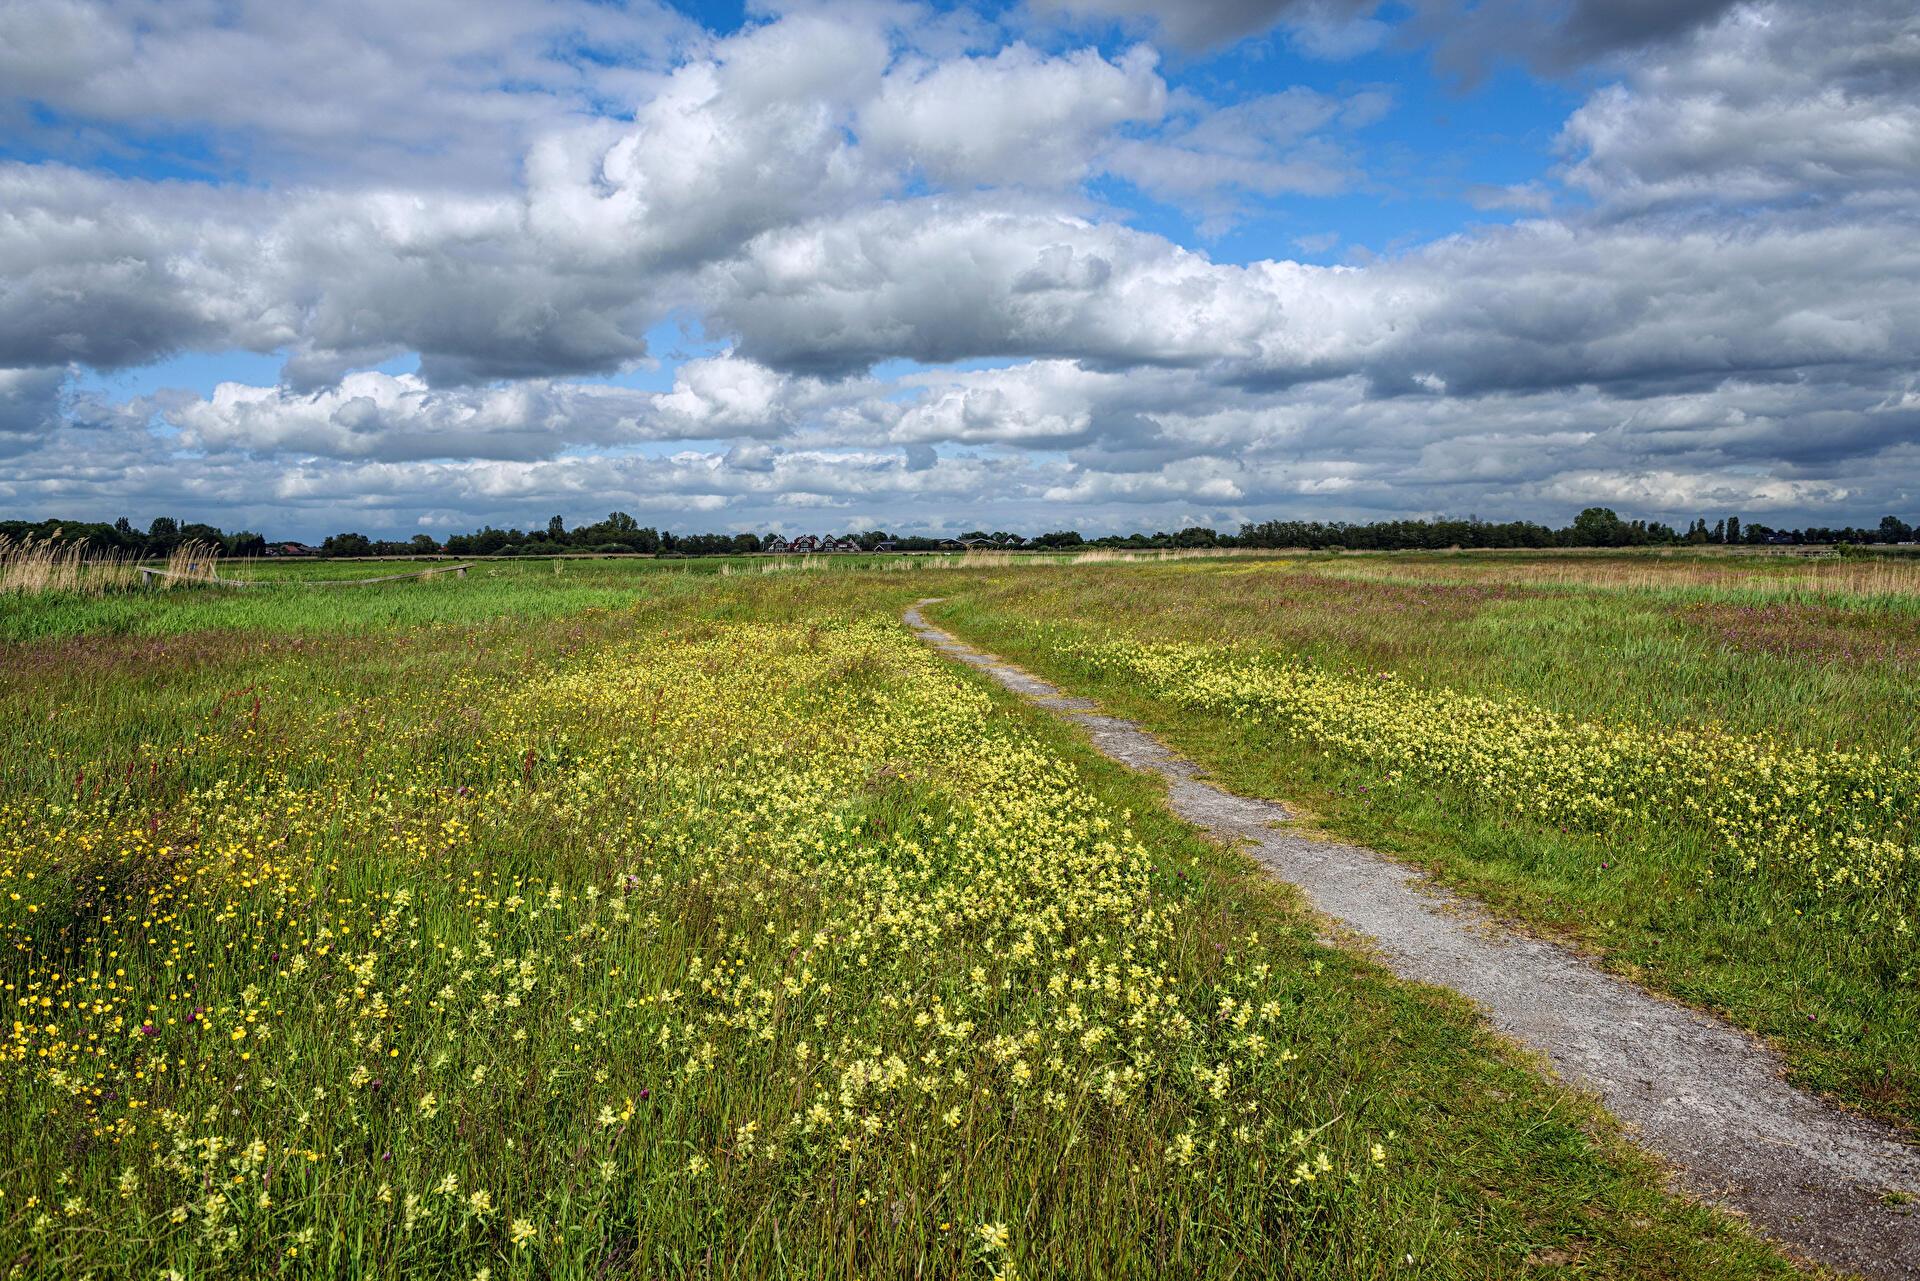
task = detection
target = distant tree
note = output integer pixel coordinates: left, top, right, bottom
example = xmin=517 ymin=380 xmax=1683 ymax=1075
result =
xmin=1725 ymin=515 xmax=1741 ymax=545
xmin=547 ymin=514 xmax=566 ymax=541
xmin=321 ymin=532 xmax=374 ymax=557
xmin=1879 ymin=515 xmax=1913 ymax=544
xmin=113 ymin=516 xmax=135 ymax=539
xmin=409 ymin=533 xmax=442 ymax=554
xmin=1568 ymin=507 xmax=1631 ymax=547
xmin=225 ymin=530 xmax=267 ymax=557
xmin=144 ymin=516 xmax=181 ymax=553
xmin=447 ymin=526 xmax=513 ymax=556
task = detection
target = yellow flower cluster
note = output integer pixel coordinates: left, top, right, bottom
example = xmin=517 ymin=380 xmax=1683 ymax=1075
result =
xmin=1044 ymin=633 xmax=1916 ymax=940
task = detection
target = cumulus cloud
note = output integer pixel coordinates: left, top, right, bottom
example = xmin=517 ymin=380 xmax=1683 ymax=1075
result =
xmin=1558 ymin=1 xmax=1920 ymax=211
xmin=524 ymin=13 xmax=893 ymax=272
xmin=862 ymin=44 xmax=1165 ymax=187
xmin=705 ymin=201 xmax=1357 ymax=375
xmin=163 ymin=373 xmax=702 ymax=462
xmin=0 ymin=0 xmax=690 ymax=186
xmin=0 ymin=166 xmax=286 ymax=371
xmin=3 ymin=13 xmax=1287 ymax=387
xmin=703 ymin=193 xmax=1920 ymax=405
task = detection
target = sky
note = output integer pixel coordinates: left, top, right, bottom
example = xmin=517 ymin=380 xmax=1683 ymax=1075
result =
xmin=0 ymin=0 xmax=1916 ymax=540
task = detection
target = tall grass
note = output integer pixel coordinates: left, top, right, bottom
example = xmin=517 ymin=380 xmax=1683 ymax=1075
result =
xmin=0 ymin=537 xmax=231 ymax=596
xmin=0 ymin=536 xmax=139 ymax=595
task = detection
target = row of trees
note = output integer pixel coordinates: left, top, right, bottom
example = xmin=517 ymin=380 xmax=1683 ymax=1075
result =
xmin=436 ymin=518 xmax=1105 ymax=557
xmin=0 ymin=516 xmax=270 ymax=557
xmin=6 ymin=509 xmax=1918 ymax=558
xmin=1234 ymin=509 xmax=1919 ymax=551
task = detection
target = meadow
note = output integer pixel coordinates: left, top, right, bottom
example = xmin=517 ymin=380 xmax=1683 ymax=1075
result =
xmin=934 ymin=550 xmax=1920 ymax=1129
xmin=0 ymin=559 xmax=1803 ymax=1278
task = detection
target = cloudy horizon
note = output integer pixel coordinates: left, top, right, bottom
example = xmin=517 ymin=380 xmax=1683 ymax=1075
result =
xmin=2 ymin=0 xmax=1916 ymax=541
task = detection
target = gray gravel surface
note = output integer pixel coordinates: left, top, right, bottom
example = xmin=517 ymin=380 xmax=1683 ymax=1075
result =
xmin=905 ymin=600 xmax=1920 ymax=1279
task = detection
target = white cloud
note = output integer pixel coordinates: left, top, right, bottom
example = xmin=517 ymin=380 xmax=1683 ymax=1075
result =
xmin=0 ymin=0 xmax=691 ymax=186
xmin=1559 ymin=2 xmax=1920 ymax=211
xmin=525 ymin=12 xmax=893 ymax=271
xmin=1536 ymin=470 xmax=1853 ymax=513
xmin=862 ymin=44 xmax=1165 ymax=187
xmin=165 ymin=373 xmax=700 ymax=462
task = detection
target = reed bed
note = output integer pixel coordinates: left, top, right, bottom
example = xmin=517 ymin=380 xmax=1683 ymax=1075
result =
xmin=0 ymin=538 xmax=252 ymax=597
xmin=0 ymin=536 xmax=136 ymax=595
xmin=0 ymin=537 xmax=238 ymax=596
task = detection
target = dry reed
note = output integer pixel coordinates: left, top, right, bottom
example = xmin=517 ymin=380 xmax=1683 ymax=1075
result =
xmin=0 ymin=537 xmax=224 ymax=596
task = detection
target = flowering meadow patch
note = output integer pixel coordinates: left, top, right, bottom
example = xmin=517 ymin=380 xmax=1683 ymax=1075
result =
xmin=1031 ymin=631 xmax=1918 ymax=950
xmin=0 ymin=566 xmax=1816 ymax=1279
xmin=0 ymin=615 xmax=1391 ymax=1277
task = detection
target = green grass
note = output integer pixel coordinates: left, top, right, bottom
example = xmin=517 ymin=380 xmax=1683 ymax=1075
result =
xmin=930 ymin=556 xmax=1920 ymax=1129
xmin=0 ymin=568 xmax=1796 ymax=1278
xmin=0 ymin=555 xmax=901 ymax=642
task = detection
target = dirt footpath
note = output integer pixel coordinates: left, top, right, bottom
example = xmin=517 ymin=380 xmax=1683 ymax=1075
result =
xmin=906 ymin=601 xmax=1920 ymax=1280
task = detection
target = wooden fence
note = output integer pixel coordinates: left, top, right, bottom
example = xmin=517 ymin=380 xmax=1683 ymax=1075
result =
xmin=138 ymin=563 xmax=473 ymax=588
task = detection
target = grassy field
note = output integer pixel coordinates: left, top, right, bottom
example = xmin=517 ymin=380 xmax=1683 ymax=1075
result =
xmin=0 ymin=555 xmax=946 ymax=643
xmin=0 ymin=563 xmax=1798 ymax=1278
xmin=933 ymin=551 xmax=1920 ymax=1131
xmin=0 ymin=550 xmax=1268 ymax=644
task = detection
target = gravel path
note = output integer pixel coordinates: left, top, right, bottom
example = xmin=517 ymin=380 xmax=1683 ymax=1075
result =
xmin=905 ymin=601 xmax=1920 ymax=1280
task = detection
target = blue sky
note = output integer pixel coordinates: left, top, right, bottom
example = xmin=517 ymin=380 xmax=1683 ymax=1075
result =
xmin=1 ymin=0 xmax=1915 ymax=539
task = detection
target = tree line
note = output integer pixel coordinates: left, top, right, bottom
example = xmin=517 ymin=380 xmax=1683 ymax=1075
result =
xmin=3 ymin=508 xmax=1916 ymax=558
xmin=1234 ymin=509 xmax=1919 ymax=550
